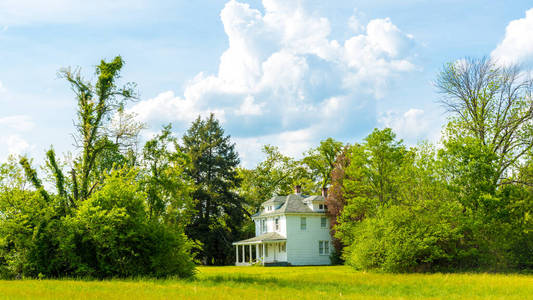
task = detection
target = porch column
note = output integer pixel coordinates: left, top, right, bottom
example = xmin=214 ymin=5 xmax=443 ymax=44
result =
xmin=249 ymin=244 xmax=252 ymax=264
xmin=255 ymin=244 xmax=259 ymax=263
xmin=235 ymin=245 xmax=238 ymax=264
xmin=241 ymin=245 xmax=245 ymax=263
xmin=262 ymin=243 xmax=265 ymax=265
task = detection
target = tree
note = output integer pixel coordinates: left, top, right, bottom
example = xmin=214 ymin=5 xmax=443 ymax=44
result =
xmin=435 ymin=57 xmax=533 ymax=183
xmin=181 ymin=114 xmax=246 ymax=265
xmin=237 ymin=145 xmax=312 ymax=211
xmin=61 ymin=56 xmax=137 ymax=201
xmin=436 ymin=57 xmax=533 ymax=270
xmin=1 ymin=57 xmax=195 ymax=279
xmin=141 ymin=124 xmax=194 ymax=225
xmin=324 ymin=146 xmax=351 ymax=260
xmin=303 ymin=138 xmax=344 ymax=189
xmin=336 ymin=128 xmax=406 ymax=248
xmin=337 ymin=136 xmax=470 ymax=272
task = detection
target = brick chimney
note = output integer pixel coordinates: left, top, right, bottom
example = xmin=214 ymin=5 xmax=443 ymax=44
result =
xmin=321 ymin=187 xmax=328 ymax=198
xmin=294 ymin=185 xmax=302 ymax=194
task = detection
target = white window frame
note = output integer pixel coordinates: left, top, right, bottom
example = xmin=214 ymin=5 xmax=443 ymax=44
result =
xmin=319 ymin=240 xmax=329 ymax=255
xmin=321 ymin=217 xmax=327 ymax=228
xmin=300 ymin=217 xmax=306 ymax=230
xmin=275 ymin=218 xmax=279 ymax=231
xmin=261 ymin=219 xmax=266 ymax=233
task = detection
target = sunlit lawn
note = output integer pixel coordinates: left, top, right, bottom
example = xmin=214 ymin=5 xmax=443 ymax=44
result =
xmin=0 ymin=266 xmax=531 ymax=299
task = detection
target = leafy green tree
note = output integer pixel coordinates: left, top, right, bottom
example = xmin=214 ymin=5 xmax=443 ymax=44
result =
xmin=60 ymin=168 xmax=195 ymax=278
xmin=303 ymin=137 xmax=343 ymax=189
xmin=0 ymin=57 xmax=195 ymax=279
xmin=181 ymin=114 xmax=246 ymax=265
xmin=435 ymin=57 xmax=533 ymax=270
xmin=141 ymin=124 xmax=194 ymax=225
xmin=338 ymin=138 xmax=471 ymax=272
xmin=336 ymin=128 xmax=407 ymax=247
xmin=435 ymin=57 xmax=533 ymax=183
xmin=237 ymin=145 xmax=312 ymax=211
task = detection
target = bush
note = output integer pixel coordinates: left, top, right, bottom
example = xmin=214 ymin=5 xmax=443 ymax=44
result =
xmin=0 ymin=168 xmax=195 ymax=279
xmin=344 ymin=201 xmax=467 ymax=272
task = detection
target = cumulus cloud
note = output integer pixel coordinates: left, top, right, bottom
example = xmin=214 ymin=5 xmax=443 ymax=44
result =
xmin=378 ymin=108 xmax=441 ymax=144
xmin=130 ymin=0 xmax=418 ymax=166
xmin=492 ymin=8 xmax=533 ymax=65
xmin=4 ymin=135 xmax=30 ymax=155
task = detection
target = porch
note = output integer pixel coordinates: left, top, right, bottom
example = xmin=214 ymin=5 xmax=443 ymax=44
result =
xmin=232 ymin=232 xmax=287 ymax=266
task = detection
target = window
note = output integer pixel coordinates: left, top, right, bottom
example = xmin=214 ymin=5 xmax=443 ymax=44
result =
xmin=300 ymin=217 xmax=306 ymax=230
xmin=261 ymin=219 xmax=266 ymax=233
xmin=278 ymin=242 xmax=286 ymax=252
xmin=319 ymin=241 xmax=330 ymax=255
xmin=265 ymin=244 xmax=268 ymax=256
xmin=321 ymin=217 xmax=327 ymax=228
xmin=319 ymin=204 xmax=324 ymax=210
xmin=275 ymin=218 xmax=279 ymax=231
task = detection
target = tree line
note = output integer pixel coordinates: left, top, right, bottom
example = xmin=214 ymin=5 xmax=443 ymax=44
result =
xmin=0 ymin=56 xmax=531 ymax=279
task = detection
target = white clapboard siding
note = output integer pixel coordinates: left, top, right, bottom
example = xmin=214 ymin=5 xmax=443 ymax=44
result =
xmin=286 ymin=215 xmax=331 ymax=265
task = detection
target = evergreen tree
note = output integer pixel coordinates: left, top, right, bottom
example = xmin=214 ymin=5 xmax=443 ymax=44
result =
xmin=181 ymin=114 xmax=246 ymax=265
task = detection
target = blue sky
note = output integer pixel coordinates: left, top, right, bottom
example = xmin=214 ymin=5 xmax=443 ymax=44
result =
xmin=1 ymin=0 xmax=533 ymax=167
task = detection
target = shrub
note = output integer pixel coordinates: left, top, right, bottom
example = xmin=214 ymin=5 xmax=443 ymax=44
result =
xmin=0 ymin=168 xmax=195 ymax=279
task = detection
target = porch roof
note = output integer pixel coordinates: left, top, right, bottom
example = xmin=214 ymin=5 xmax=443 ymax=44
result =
xmin=232 ymin=232 xmax=286 ymax=245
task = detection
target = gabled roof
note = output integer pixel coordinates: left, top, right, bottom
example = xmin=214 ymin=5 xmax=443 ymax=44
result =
xmin=232 ymin=232 xmax=286 ymax=245
xmin=303 ymin=195 xmax=324 ymax=202
xmin=252 ymin=193 xmax=326 ymax=218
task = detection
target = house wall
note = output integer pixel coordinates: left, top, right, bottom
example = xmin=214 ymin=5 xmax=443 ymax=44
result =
xmin=254 ymin=215 xmax=287 ymax=237
xmin=286 ymin=214 xmax=331 ymax=265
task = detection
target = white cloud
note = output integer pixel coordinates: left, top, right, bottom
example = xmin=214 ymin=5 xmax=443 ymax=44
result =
xmin=0 ymin=115 xmax=35 ymax=131
xmin=130 ymin=0 xmax=418 ymax=166
xmin=236 ymin=96 xmax=265 ymax=116
xmin=492 ymin=8 xmax=533 ymax=65
xmin=378 ymin=108 xmax=441 ymax=144
xmin=348 ymin=15 xmax=364 ymax=34
xmin=0 ymin=81 xmax=6 ymax=93
xmin=2 ymin=135 xmax=30 ymax=155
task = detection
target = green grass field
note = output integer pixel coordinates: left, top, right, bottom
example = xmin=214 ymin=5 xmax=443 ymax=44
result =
xmin=0 ymin=266 xmax=531 ymax=299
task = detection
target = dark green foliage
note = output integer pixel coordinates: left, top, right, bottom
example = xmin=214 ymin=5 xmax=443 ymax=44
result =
xmin=181 ymin=114 xmax=247 ymax=265
xmin=0 ymin=165 xmax=195 ymax=279
xmin=141 ymin=124 xmax=194 ymax=225
xmin=59 ymin=169 xmax=195 ymax=278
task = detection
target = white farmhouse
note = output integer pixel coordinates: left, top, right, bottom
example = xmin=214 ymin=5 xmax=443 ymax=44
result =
xmin=233 ymin=186 xmax=332 ymax=266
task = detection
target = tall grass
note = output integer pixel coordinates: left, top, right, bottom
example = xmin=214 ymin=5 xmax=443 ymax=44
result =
xmin=0 ymin=266 xmax=531 ymax=299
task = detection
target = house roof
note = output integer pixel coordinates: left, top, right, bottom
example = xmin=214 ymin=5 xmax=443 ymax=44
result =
xmin=232 ymin=232 xmax=286 ymax=245
xmin=252 ymin=193 xmax=326 ymax=218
